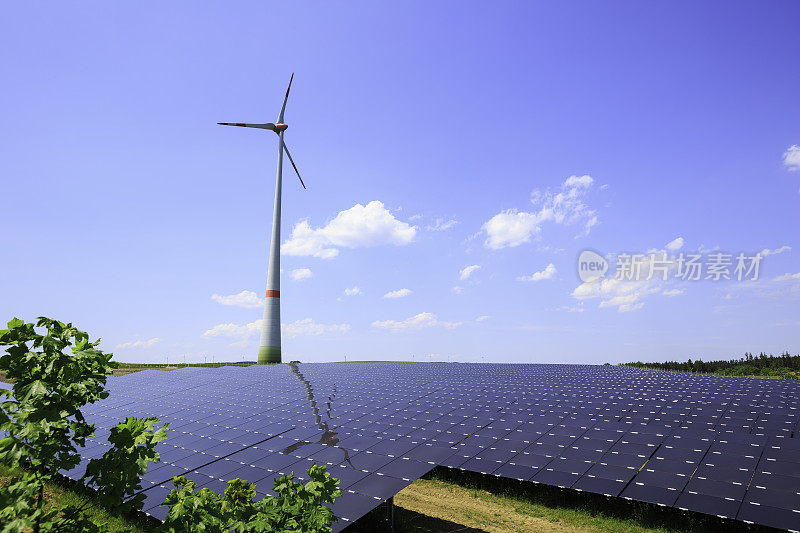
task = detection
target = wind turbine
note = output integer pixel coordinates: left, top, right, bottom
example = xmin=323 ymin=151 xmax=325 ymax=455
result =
xmin=218 ymin=73 xmax=305 ymax=364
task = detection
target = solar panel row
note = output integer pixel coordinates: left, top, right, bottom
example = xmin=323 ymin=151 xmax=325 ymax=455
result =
xmin=54 ymin=363 xmax=800 ymax=531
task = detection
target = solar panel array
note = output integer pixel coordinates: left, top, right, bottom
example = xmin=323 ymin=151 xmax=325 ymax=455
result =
xmin=56 ymin=363 xmax=800 ymax=531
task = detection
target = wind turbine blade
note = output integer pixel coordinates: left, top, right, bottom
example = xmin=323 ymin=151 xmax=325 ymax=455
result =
xmin=218 ymin=122 xmax=277 ymax=131
xmin=277 ymin=73 xmax=294 ymax=123
xmin=283 ymin=142 xmax=306 ymax=189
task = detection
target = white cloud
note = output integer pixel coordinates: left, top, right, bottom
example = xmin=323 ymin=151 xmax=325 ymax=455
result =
xmin=291 ymin=268 xmax=313 ymax=281
xmin=211 ymin=290 xmax=263 ymax=309
xmin=722 ymin=270 xmax=800 ymax=300
xmin=282 ymin=201 xmax=417 ymax=258
xmin=783 ymin=145 xmax=800 ymax=171
xmin=344 ymin=286 xmax=362 ymax=296
xmin=202 ymin=320 xmax=261 ymax=340
xmin=581 ymin=216 xmax=599 ymax=238
xmin=662 ymin=288 xmax=684 ymax=296
xmin=372 ymin=312 xmax=462 ymax=332
xmin=572 ymin=251 xmax=682 ymax=312
xmin=114 ymin=338 xmax=160 ymax=350
xmin=459 ymin=265 xmax=481 ymax=280
xmin=698 ymin=244 xmax=720 ymax=254
xmin=556 ymin=304 xmax=584 ymax=313
xmin=483 ymin=175 xmax=598 ymax=249
xmin=452 ymin=286 xmax=464 ymax=294
xmin=760 ymin=245 xmax=791 ymax=256
xmin=427 ymin=217 xmax=459 ymax=231
xmin=517 ymin=263 xmax=557 ymax=282
xmin=617 ymin=301 xmax=644 ymax=313
xmin=666 ymin=237 xmax=684 ymax=251
xmin=383 ymin=288 xmax=412 ymax=299
xmin=475 ymin=315 xmax=490 ymax=322
xmin=202 ymin=318 xmax=350 ymax=342
xmin=282 ymin=318 xmax=350 ymax=339
xmin=573 ymin=275 xmax=662 ymax=313
xmin=773 ymin=272 xmax=800 ymax=282
xmin=482 ymin=210 xmax=544 ymax=249
xmin=563 ymin=175 xmax=594 ymax=188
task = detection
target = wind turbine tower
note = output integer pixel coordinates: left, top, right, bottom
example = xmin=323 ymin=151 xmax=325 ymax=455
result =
xmin=218 ymin=74 xmax=306 ymax=364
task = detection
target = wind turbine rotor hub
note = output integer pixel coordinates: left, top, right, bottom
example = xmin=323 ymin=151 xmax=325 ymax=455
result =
xmin=275 ymin=123 xmax=288 ymax=132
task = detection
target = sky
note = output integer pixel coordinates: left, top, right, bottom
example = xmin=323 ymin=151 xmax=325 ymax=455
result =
xmin=1 ymin=2 xmax=798 ymax=365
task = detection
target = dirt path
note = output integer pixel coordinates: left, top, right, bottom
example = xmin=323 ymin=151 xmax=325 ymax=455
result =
xmin=394 ymin=479 xmax=599 ymax=533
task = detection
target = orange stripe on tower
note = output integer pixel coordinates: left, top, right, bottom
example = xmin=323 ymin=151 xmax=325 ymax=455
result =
xmin=266 ymin=290 xmax=280 ymax=298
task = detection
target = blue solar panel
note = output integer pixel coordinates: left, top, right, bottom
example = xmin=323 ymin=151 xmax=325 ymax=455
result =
xmin=676 ymin=491 xmax=740 ymax=518
xmin=329 ymin=491 xmax=382 ymax=532
xmin=547 ymin=457 xmax=593 ymax=476
xmin=402 ymin=443 xmax=454 ymax=463
xmin=598 ymin=452 xmax=647 ymax=470
xmin=196 ymin=458 xmax=244 ymax=480
xmin=532 ymin=468 xmax=580 ymax=488
xmin=53 ymin=362 xmax=800 ymax=530
xmin=621 ymin=483 xmax=680 ymax=506
xmin=574 ymin=475 xmax=626 ymax=496
xmin=644 ymin=457 xmax=698 ymax=477
xmin=171 ymin=452 xmax=214 ymax=470
xmin=749 ymin=470 xmax=800 ymax=493
xmin=493 ymin=462 xmax=538 ymax=481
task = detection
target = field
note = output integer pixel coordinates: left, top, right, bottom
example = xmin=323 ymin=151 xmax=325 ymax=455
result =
xmin=0 ymin=362 xmax=697 ymax=532
xmin=3 ymin=360 xmax=796 ymax=531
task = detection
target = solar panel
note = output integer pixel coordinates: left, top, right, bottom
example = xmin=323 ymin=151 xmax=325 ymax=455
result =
xmin=329 ymin=491 xmax=383 ymax=532
xmin=585 ymin=463 xmax=637 ymax=482
xmin=532 ymin=468 xmax=580 ymax=488
xmin=438 ymin=453 xmax=470 ymax=469
xmin=196 ymin=458 xmax=245 ymax=480
xmin=624 ymin=469 xmax=689 ymax=491
xmin=676 ymin=491 xmax=740 ymax=518
xmin=53 ymin=363 xmax=800 ymax=530
xmin=581 ymin=471 xmax=632 ymax=492
xmin=475 ymin=447 xmax=516 ymax=462
xmin=738 ymin=500 xmax=800 ymax=531
xmin=621 ymin=482 xmax=681 ymax=506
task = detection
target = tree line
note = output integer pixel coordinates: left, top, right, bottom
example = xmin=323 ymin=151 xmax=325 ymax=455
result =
xmin=624 ymin=351 xmax=800 ymax=378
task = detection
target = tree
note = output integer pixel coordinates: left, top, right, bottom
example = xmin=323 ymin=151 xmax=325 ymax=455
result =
xmin=0 ymin=317 xmax=166 ymax=532
xmin=160 ymin=465 xmax=342 ymax=533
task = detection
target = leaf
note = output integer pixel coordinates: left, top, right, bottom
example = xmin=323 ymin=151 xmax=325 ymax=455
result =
xmin=0 ymin=317 xmax=122 ymax=530
xmin=6 ymin=317 xmax=25 ymax=330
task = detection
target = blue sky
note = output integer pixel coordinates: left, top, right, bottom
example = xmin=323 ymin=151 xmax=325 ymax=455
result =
xmin=1 ymin=2 xmax=798 ymax=365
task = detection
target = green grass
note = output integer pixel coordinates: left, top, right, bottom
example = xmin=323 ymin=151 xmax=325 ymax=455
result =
xmin=425 ymin=472 xmax=677 ymax=533
xmin=431 ymin=478 xmax=674 ymax=532
xmin=402 ymin=467 xmax=762 ymax=533
xmin=352 ymin=475 xmax=686 ymax=532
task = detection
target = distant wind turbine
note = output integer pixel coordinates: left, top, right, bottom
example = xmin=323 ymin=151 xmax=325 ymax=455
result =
xmin=218 ymin=73 xmax=305 ymax=364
